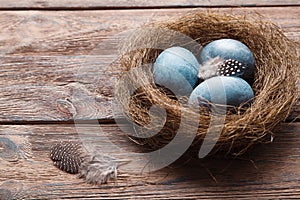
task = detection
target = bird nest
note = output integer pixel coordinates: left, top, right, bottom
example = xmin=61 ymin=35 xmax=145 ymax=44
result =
xmin=114 ymin=12 xmax=299 ymax=156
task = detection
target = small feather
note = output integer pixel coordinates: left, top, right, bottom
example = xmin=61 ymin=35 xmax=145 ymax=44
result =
xmin=198 ymin=57 xmax=224 ymax=80
xmin=217 ymin=59 xmax=245 ymax=77
xmin=78 ymin=154 xmax=118 ymax=185
xmin=49 ymin=141 xmax=120 ymax=185
xmin=50 ymin=141 xmax=86 ymax=174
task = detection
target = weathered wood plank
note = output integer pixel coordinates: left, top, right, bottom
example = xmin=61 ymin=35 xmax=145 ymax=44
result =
xmin=1 ymin=8 xmax=299 ymax=56
xmin=0 ymin=122 xmax=299 ymax=199
xmin=0 ymin=7 xmax=299 ymax=123
xmin=0 ymin=0 xmax=298 ymax=9
xmin=0 ymin=56 xmax=118 ymax=122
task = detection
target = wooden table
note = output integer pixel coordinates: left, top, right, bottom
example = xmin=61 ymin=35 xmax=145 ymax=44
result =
xmin=0 ymin=1 xmax=299 ymax=199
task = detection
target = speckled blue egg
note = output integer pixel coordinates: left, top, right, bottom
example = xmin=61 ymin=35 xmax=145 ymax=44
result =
xmin=188 ymin=76 xmax=254 ymax=107
xmin=153 ymin=47 xmax=199 ymax=96
xmin=200 ymin=39 xmax=255 ymax=83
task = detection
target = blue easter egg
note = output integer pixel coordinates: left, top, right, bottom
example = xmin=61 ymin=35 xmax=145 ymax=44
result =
xmin=153 ymin=47 xmax=199 ymax=96
xmin=200 ymin=39 xmax=255 ymax=83
xmin=188 ymin=76 xmax=254 ymax=107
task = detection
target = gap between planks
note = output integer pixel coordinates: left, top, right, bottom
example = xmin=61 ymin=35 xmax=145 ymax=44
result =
xmin=0 ymin=0 xmax=299 ymax=10
xmin=0 ymin=4 xmax=300 ymax=11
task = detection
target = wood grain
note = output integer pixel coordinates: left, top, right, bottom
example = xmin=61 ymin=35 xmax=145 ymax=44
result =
xmin=0 ymin=7 xmax=299 ymax=123
xmin=0 ymin=0 xmax=299 ymax=9
xmin=0 ymin=2 xmax=298 ymax=199
xmin=0 ymin=122 xmax=299 ymax=199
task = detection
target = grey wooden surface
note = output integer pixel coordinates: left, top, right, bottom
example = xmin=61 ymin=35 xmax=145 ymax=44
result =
xmin=0 ymin=3 xmax=299 ymax=200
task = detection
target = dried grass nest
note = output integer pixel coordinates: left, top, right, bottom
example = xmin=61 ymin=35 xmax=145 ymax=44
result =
xmin=115 ymin=11 xmax=299 ymax=156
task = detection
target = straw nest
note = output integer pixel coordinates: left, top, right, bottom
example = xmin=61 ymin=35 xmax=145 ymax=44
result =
xmin=114 ymin=11 xmax=299 ymax=156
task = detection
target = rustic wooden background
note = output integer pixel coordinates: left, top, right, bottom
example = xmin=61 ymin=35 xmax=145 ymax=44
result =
xmin=0 ymin=0 xmax=299 ymax=199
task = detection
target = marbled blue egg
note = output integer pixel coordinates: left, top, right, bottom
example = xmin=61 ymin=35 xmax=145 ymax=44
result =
xmin=200 ymin=39 xmax=255 ymax=83
xmin=153 ymin=47 xmax=199 ymax=96
xmin=188 ymin=76 xmax=254 ymax=107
